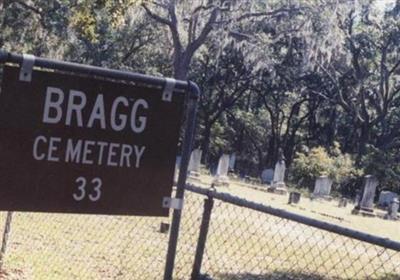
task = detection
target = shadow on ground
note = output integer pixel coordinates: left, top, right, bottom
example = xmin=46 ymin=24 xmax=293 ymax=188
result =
xmin=211 ymin=272 xmax=326 ymax=280
xmin=199 ymin=271 xmax=400 ymax=280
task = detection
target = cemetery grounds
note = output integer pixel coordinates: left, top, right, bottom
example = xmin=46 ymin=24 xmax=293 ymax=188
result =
xmin=0 ymin=173 xmax=398 ymax=279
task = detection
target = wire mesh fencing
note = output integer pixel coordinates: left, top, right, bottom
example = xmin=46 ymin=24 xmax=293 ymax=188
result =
xmin=0 ymin=212 xmax=173 ymax=279
xmin=0 ymin=185 xmax=398 ymax=280
xmin=0 ymin=188 xmax=206 ymax=280
xmin=185 ymin=184 xmax=400 ymax=280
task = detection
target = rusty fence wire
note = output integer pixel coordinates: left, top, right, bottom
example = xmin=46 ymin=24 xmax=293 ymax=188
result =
xmin=0 ymin=185 xmax=398 ymax=280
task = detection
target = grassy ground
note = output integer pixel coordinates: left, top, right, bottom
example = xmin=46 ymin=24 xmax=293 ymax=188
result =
xmin=0 ymin=213 xmax=171 ymax=279
xmin=191 ymin=173 xmax=400 ymax=242
xmin=0 ymin=173 xmax=398 ymax=279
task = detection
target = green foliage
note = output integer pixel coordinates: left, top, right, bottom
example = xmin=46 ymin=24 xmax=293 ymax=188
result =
xmin=70 ymin=5 xmax=98 ymax=43
xmin=209 ymin=120 xmax=230 ymax=155
xmin=1 ymin=0 xmax=399 ymax=195
xmin=0 ymin=1 xmax=70 ymax=56
xmin=362 ymin=145 xmax=400 ymax=193
xmin=70 ymin=0 xmax=143 ymax=43
xmin=292 ymin=143 xmax=360 ymax=188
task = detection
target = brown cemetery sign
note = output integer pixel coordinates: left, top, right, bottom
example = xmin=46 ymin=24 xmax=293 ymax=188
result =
xmin=0 ymin=65 xmax=184 ymax=216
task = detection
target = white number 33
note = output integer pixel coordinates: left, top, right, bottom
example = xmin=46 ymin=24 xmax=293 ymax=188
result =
xmin=73 ymin=177 xmax=102 ymax=202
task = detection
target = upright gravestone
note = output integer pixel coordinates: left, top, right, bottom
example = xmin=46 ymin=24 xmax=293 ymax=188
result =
xmin=378 ymin=191 xmax=398 ymax=208
xmin=268 ymin=160 xmax=287 ymax=195
xmin=273 ymin=160 xmax=286 ymax=183
xmin=261 ymin=169 xmax=274 ymax=185
xmin=312 ymin=176 xmax=333 ymax=199
xmin=188 ymin=149 xmax=202 ymax=178
xmin=352 ymin=175 xmax=378 ymax=217
xmin=386 ymin=198 xmax=399 ymax=220
xmin=288 ymin=192 xmax=301 ymax=204
xmin=338 ymin=198 xmax=348 ymax=208
xmin=229 ymin=153 xmax=236 ymax=171
xmin=212 ymin=154 xmax=230 ymax=186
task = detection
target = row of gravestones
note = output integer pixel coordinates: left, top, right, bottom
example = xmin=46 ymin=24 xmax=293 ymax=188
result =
xmin=175 ymin=149 xmax=235 ymax=187
xmin=182 ymin=149 xmax=287 ymax=189
xmin=307 ymin=175 xmax=399 ymax=220
xmin=290 ymin=174 xmax=399 ymax=220
xmin=263 ymin=166 xmax=333 ymax=198
xmin=184 ymin=149 xmax=289 ymax=192
xmin=352 ymin=175 xmax=399 ymax=220
xmin=176 ymin=149 xmax=399 ymax=220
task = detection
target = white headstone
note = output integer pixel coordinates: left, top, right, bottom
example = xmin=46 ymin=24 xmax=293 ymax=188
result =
xmin=359 ymin=175 xmax=379 ymax=211
xmin=313 ymin=176 xmax=333 ymax=197
xmin=229 ymin=153 xmax=236 ymax=171
xmin=212 ymin=154 xmax=230 ymax=186
xmin=216 ymin=154 xmax=230 ymax=177
xmin=261 ymin=169 xmax=274 ymax=184
xmin=388 ymin=198 xmax=399 ymax=220
xmin=188 ymin=149 xmax=202 ymax=173
xmin=378 ymin=191 xmax=398 ymax=207
xmin=273 ymin=160 xmax=286 ymax=183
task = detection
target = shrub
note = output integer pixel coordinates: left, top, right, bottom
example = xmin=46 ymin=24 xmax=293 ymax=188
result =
xmin=361 ymin=144 xmax=400 ymax=193
xmin=292 ymin=142 xmax=360 ymax=190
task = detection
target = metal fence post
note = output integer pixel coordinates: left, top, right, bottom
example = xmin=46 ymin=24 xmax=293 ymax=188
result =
xmin=191 ymin=192 xmax=214 ymax=280
xmin=0 ymin=211 xmax=13 ymax=270
xmin=163 ymin=82 xmax=200 ymax=280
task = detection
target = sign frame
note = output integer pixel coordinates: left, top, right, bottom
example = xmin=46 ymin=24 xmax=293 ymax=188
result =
xmin=0 ymin=50 xmax=200 ymax=280
xmin=0 ymin=65 xmax=187 ymax=216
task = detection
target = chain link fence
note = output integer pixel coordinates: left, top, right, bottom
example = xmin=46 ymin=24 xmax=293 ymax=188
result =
xmin=185 ymin=184 xmax=400 ymax=280
xmin=0 ymin=212 xmax=171 ymax=279
xmin=0 ymin=185 xmax=398 ymax=279
xmin=0 ymin=189 xmax=205 ymax=280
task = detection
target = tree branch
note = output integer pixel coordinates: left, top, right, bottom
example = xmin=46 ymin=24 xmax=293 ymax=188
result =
xmin=141 ymin=4 xmax=172 ymax=27
xmin=187 ymin=7 xmax=219 ymax=56
xmin=236 ymin=7 xmax=307 ymax=21
xmin=14 ymin=0 xmax=42 ymax=15
xmin=389 ymin=59 xmax=400 ymax=76
xmin=14 ymin=0 xmax=47 ymax=29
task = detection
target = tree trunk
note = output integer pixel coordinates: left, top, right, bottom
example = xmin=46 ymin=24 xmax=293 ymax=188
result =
xmin=266 ymin=135 xmax=276 ymax=168
xmin=357 ymin=122 xmax=370 ymax=164
xmin=326 ymin=106 xmax=337 ymax=146
xmin=284 ymin=131 xmax=297 ymax=166
xmin=173 ymin=52 xmax=191 ymax=80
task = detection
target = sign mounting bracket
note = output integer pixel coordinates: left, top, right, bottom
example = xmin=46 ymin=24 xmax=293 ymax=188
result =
xmin=162 ymin=78 xmax=176 ymax=102
xmin=19 ymin=54 xmax=35 ymax=82
xmin=162 ymin=197 xmax=183 ymax=210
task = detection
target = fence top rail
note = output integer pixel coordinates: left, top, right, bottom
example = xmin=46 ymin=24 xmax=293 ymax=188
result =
xmin=0 ymin=50 xmax=199 ymax=97
xmin=185 ymin=184 xmax=400 ymax=252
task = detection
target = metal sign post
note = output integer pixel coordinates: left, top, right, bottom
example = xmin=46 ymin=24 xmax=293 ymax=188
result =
xmin=164 ymin=81 xmax=199 ymax=280
xmin=0 ymin=51 xmax=199 ymax=218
